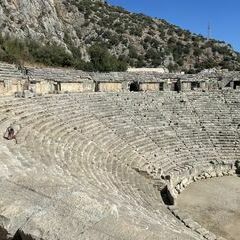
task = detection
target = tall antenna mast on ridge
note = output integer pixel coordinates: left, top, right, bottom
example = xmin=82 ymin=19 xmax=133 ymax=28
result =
xmin=207 ymin=22 xmax=211 ymax=40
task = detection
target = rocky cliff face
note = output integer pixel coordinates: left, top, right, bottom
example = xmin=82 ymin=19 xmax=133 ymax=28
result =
xmin=0 ymin=0 xmax=240 ymax=72
xmin=0 ymin=0 xmax=80 ymax=48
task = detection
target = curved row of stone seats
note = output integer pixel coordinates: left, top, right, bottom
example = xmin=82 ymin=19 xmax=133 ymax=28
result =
xmin=0 ymin=98 xmax=165 ymax=218
xmin=0 ymin=62 xmax=23 ymax=80
xmin=155 ymin=94 xmax=219 ymax=165
xmin=86 ymin=93 xmax=209 ymax=173
xmin=0 ymin=95 xmax=178 ymax=216
xmin=30 ymin=95 xmax=159 ymax=206
xmin=1 ymin=91 xmax=240 ymax=239
xmin=0 ymin=100 xmax=135 ymax=239
xmin=80 ymin=90 xmax=238 ymax=172
xmin=78 ymin=91 xmax=227 ymax=172
xmin=185 ymin=91 xmax=240 ymax=163
xmin=67 ymin=94 xmax=175 ymax=176
xmin=53 ymin=92 xmax=233 ymax=182
xmin=0 ymin=62 xmax=22 ymax=73
xmin=27 ymin=67 xmax=92 ymax=82
xmin=32 ymin=118 xmax=180 ymax=238
xmin=129 ymin=92 xmax=238 ymax=151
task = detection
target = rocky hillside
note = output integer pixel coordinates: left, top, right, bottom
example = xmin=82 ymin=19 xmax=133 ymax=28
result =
xmin=0 ymin=0 xmax=240 ymax=72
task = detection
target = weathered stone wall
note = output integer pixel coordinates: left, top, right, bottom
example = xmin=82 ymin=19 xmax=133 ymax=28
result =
xmin=180 ymin=82 xmax=191 ymax=91
xmin=200 ymin=81 xmax=208 ymax=91
xmin=35 ymin=80 xmax=52 ymax=95
xmin=97 ymin=82 xmax=123 ymax=92
xmin=0 ymin=80 xmax=25 ymax=96
xmin=127 ymin=67 xmax=169 ymax=73
xmin=139 ymin=82 xmax=160 ymax=92
xmin=78 ymin=82 xmax=95 ymax=92
xmin=13 ymin=77 xmax=240 ymax=96
xmin=165 ymin=161 xmax=236 ymax=205
xmin=1 ymin=62 xmax=240 ymax=96
xmin=61 ymin=82 xmax=84 ymax=93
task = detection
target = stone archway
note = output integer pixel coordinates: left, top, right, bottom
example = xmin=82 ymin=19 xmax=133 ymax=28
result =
xmin=129 ymin=81 xmax=140 ymax=92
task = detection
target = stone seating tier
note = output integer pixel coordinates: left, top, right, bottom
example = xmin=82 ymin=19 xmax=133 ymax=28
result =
xmin=0 ymin=91 xmax=240 ymax=240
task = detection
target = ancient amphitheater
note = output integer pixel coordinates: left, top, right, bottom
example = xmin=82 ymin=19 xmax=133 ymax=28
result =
xmin=0 ymin=62 xmax=240 ymax=240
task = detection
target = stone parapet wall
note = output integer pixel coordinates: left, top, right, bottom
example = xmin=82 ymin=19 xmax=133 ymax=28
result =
xmin=127 ymin=67 xmax=169 ymax=73
xmin=165 ymin=161 xmax=236 ymax=205
xmin=97 ymin=82 xmax=123 ymax=92
xmin=61 ymin=82 xmax=95 ymax=93
xmin=139 ymin=82 xmax=161 ymax=91
xmin=0 ymin=62 xmax=240 ymax=96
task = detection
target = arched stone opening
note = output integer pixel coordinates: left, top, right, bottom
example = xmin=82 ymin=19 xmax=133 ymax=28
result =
xmin=95 ymin=82 xmax=100 ymax=92
xmin=191 ymin=82 xmax=200 ymax=90
xmin=171 ymin=80 xmax=181 ymax=92
xmin=129 ymin=81 xmax=140 ymax=92
xmin=233 ymin=81 xmax=240 ymax=89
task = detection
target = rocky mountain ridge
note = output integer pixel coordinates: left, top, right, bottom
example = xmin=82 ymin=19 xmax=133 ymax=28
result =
xmin=0 ymin=0 xmax=240 ymax=72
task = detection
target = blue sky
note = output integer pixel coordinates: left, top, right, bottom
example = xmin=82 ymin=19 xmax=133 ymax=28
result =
xmin=108 ymin=0 xmax=240 ymax=52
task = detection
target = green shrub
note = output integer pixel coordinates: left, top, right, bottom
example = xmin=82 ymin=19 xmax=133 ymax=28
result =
xmin=87 ymin=44 xmax=127 ymax=72
xmin=0 ymin=34 xmax=128 ymax=72
xmin=29 ymin=42 xmax=73 ymax=67
xmin=168 ymin=63 xmax=179 ymax=72
xmin=128 ymin=45 xmax=138 ymax=59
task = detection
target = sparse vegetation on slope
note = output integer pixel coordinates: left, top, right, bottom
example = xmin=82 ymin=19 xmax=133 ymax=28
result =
xmin=0 ymin=34 xmax=127 ymax=72
xmin=63 ymin=0 xmax=240 ymax=72
xmin=0 ymin=0 xmax=240 ymax=72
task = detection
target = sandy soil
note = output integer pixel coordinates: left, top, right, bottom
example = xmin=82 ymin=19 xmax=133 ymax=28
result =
xmin=177 ymin=176 xmax=240 ymax=240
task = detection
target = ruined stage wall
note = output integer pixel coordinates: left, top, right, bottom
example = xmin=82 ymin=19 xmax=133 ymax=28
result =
xmin=35 ymin=80 xmax=52 ymax=95
xmin=97 ymin=82 xmax=123 ymax=92
xmin=139 ymin=82 xmax=161 ymax=91
xmin=1 ymin=65 xmax=240 ymax=96
xmin=0 ymin=80 xmax=27 ymax=96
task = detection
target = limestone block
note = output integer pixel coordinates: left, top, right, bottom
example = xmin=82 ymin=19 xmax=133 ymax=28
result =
xmin=195 ymin=227 xmax=209 ymax=236
xmin=139 ymin=83 xmax=160 ymax=92
xmin=98 ymin=82 xmax=123 ymax=92
xmin=204 ymin=232 xmax=217 ymax=240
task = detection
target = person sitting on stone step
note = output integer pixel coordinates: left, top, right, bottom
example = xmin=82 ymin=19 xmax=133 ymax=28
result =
xmin=3 ymin=126 xmax=18 ymax=144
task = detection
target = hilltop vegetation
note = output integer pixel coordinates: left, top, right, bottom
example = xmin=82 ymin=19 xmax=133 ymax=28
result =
xmin=0 ymin=0 xmax=239 ymax=72
xmin=0 ymin=34 xmax=127 ymax=71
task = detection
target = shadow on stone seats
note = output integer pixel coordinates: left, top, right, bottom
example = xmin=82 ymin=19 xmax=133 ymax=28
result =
xmin=160 ymin=186 xmax=173 ymax=206
xmin=12 ymin=230 xmax=23 ymax=240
